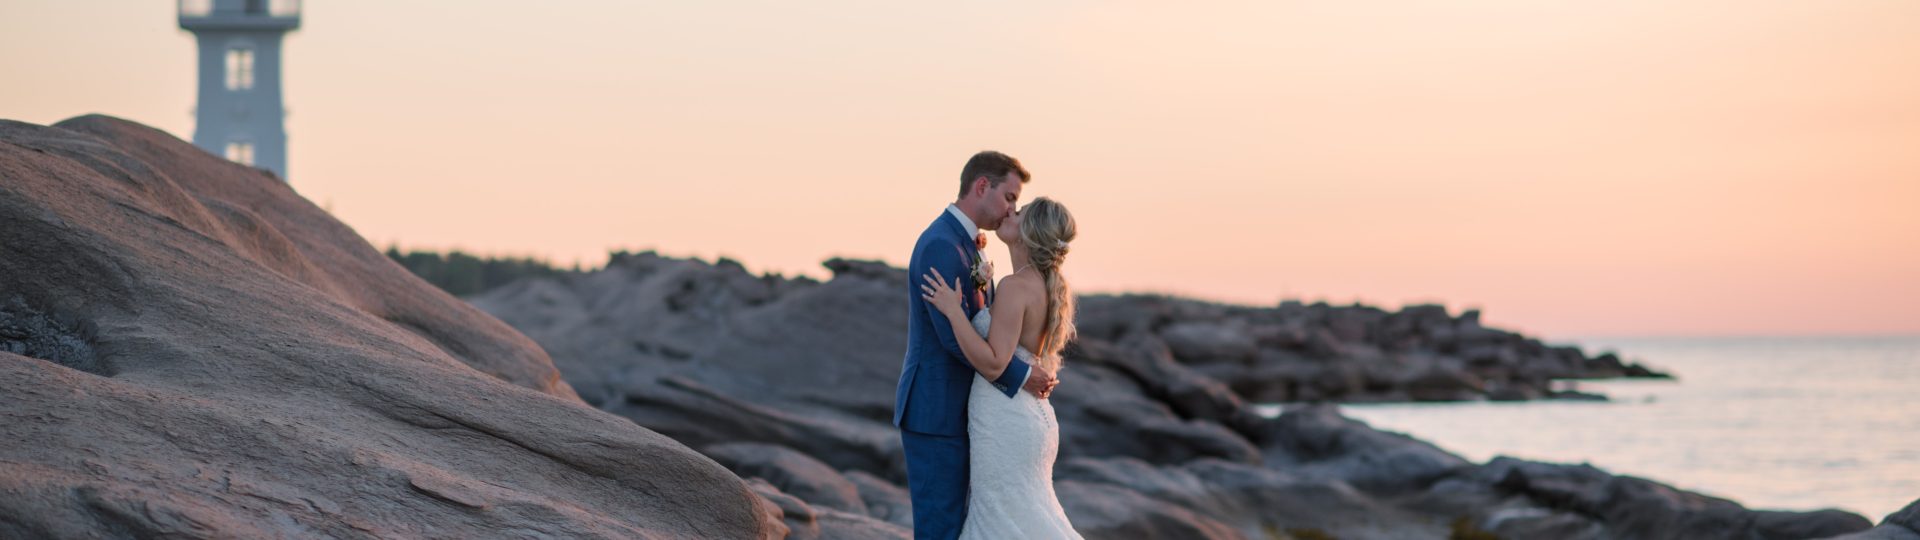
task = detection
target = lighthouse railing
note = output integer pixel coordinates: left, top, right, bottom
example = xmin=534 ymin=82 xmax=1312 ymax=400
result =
xmin=179 ymin=0 xmax=301 ymax=19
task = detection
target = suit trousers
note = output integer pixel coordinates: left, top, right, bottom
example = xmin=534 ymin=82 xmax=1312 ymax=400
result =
xmin=901 ymin=428 xmax=969 ymax=540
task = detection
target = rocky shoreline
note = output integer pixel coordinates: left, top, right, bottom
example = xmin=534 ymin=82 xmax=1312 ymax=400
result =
xmin=467 ymin=252 xmax=1892 ymax=539
xmin=1075 ymin=293 xmax=1670 ymax=404
xmin=403 ymin=250 xmax=1673 ymax=406
xmin=0 ymin=115 xmax=1908 ymax=539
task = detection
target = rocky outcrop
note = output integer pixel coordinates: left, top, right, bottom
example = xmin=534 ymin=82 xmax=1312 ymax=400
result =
xmin=1820 ymin=499 xmax=1920 ymax=540
xmin=1421 ymin=457 xmax=1875 ymax=539
xmin=745 ymin=478 xmax=909 ymax=540
xmin=704 ymin=443 xmax=869 ymax=515
xmin=8 ymin=113 xmax=1867 ymax=540
xmin=468 ymin=252 xmax=1869 ymax=539
xmin=0 ymin=116 xmax=781 ymax=538
xmin=1077 ymin=295 xmax=1671 ymax=403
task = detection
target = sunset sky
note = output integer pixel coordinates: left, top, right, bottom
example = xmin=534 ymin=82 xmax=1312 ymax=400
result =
xmin=3 ymin=1 xmax=1916 ymax=339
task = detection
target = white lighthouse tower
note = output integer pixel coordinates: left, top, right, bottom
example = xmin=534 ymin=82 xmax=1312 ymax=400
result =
xmin=179 ymin=0 xmax=300 ymax=180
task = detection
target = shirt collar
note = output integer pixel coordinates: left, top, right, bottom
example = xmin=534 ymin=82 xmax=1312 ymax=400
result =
xmin=946 ymin=204 xmax=980 ymax=246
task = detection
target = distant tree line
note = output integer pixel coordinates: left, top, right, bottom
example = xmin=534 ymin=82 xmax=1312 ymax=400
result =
xmin=384 ymin=246 xmax=580 ymax=297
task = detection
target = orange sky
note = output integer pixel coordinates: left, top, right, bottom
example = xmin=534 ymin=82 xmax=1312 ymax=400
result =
xmin=3 ymin=1 xmax=1916 ymax=338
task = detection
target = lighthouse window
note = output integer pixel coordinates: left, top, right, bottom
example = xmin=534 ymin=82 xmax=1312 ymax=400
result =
xmin=225 ymin=142 xmax=255 ymax=166
xmin=226 ymin=48 xmax=255 ymax=90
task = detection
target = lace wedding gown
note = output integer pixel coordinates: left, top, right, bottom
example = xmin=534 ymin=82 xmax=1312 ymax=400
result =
xmin=959 ymin=310 xmax=1082 ymax=539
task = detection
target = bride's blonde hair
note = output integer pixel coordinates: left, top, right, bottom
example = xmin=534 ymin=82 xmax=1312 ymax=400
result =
xmin=1019 ymin=197 xmax=1077 ymax=372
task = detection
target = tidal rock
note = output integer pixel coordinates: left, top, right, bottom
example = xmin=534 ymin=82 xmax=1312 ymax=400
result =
xmin=1262 ymin=405 xmax=1471 ymax=493
xmin=1464 ymin=457 xmax=1872 ymax=540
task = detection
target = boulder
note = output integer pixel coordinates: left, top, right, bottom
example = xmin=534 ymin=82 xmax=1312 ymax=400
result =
xmin=1889 ymin=499 xmax=1920 ymax=532
xmin=845 ymin=470 xmax=914 ymax=530
xmin=612 ymin=375 xmax=907 ymax=482
xmin=1057 ymin=457 xmax=1447 ymax=539
xmin=1818 ymin=499 xmax=1920 ymax=540
xmin=0 ymin=116 xmax=777 ymax=538
xmin=1159 ymin=320 xmax=1258 ymax=364
xmin=745 ymin=478 xmax=909 ymax=540
xmin=1261 ymin=405 xmax=1471 ymax=493
xmin=1056 ymin=480 xmax=1242 ymax=540
xmin=1464 ymin=457 xmax=1872 ymax=540
xmin=703 ymin=443 xmax=868 ymax=515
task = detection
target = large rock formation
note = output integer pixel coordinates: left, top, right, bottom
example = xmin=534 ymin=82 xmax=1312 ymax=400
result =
xmin=0 ymin=116 xmax=784 ymax=538
xmin=469 ymin=253 xmax=1872 ymax=539
xmin=1075 ymin=295 xmax=1669 ymax=403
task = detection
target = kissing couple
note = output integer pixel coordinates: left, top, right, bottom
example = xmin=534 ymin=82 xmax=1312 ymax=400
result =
xmin=893 ymin=151 xmax=1083 ymax=539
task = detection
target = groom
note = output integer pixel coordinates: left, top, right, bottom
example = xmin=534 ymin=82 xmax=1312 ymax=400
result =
xmin=895 ymin=150 xmax=1059 ymax=539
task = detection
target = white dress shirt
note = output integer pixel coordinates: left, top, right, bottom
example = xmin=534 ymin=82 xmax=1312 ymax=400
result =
xmin=946 ymin=204 xmax=980 ymax=245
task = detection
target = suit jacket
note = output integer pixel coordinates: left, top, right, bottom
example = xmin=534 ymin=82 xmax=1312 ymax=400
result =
xmin=894 ymin=209 xmax=1032 ymax=437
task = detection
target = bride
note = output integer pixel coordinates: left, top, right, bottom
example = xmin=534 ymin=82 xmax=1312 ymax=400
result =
xmin=919 ymin=196 xmax=1082 ymax=539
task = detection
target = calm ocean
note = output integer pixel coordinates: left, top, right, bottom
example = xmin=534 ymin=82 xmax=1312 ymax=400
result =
xmin=1259 ymin=335 xmax=1920 ymax=520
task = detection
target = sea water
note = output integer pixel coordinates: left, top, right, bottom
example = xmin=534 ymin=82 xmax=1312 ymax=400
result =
xmin=1259 ymin=335 xmax=1920 ymax=520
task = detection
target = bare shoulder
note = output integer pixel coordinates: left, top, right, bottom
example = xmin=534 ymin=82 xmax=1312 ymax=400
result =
xmin=996 ymin=271 xmax=1046 ymax=302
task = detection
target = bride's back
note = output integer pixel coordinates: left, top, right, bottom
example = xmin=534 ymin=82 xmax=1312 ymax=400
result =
xmin=998 ymin=271 xmax=1051 ymax=358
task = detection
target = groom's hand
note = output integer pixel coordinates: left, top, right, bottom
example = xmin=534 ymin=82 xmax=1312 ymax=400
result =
xmin=1023 ymin=366 xmax=1058 ymax=399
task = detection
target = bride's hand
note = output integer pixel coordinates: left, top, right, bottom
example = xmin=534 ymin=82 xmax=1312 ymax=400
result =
xmin=920 ymin=267 xmax=965 ymax=318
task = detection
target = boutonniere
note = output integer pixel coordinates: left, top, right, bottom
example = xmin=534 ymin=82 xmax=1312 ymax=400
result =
xmin=969 ymin=233 xmax=991 ymax=293
xmin=970 ymin=256 xmax=992 ymax=294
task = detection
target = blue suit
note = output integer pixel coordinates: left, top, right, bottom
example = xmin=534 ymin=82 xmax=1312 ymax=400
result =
xmin=895 ymin=209 xmax=1032 ymax=539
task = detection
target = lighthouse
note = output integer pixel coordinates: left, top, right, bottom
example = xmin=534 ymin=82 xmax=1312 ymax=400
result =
xmin=179 ymin=0 xmax=299 ymax=180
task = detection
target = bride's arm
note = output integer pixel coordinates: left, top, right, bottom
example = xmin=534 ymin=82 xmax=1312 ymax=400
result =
xmin=920 ymin=267 xmax=1027 ymax=381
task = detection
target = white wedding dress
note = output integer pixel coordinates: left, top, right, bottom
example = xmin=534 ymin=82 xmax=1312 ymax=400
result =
xmin=959 ymin=310 xmax=1082 ymax=539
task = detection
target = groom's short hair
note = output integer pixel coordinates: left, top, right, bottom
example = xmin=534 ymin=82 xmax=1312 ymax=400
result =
xmin=958 ymin=151 xmax=1031 ymax=199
